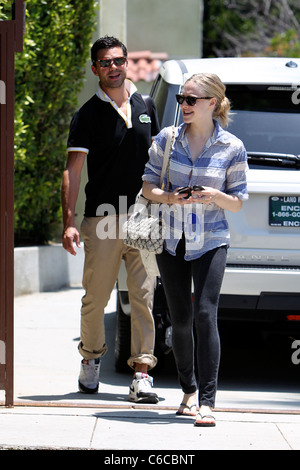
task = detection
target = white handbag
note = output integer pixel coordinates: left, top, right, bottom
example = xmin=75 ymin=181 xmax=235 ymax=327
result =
xmin=123 ymin=126 xmax=175 ymax=254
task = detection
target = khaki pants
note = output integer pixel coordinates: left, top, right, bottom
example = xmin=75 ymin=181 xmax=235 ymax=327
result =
xmin=79 ymin=216 xmax=157 ymax=370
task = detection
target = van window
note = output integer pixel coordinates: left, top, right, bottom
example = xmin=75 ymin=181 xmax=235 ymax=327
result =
xmin=151 ymin=76 xmax=180 ymax=128
xmin=226 ymin=85 xmax=300 ymax=155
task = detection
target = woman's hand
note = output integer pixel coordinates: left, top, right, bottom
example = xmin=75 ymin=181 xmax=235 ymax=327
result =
xmin=142 ymin=182 xmax=243 ymax=213
xmin=191 ymin=187 xmax=243 ymax=212
xmin=142 ymin=182 xmax=193 ymax=205
xmin=191 ymin=187 xmax=217 ymax=205
xmin=168 ymin=188 xmax=193 ymax=205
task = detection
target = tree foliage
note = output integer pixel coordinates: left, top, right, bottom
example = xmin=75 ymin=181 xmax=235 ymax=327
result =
xmin=267 ymin=28 xmax=300 ymax=57
xmin=1 ymin=0 xmax=96 ymax=245
xmin=203 ymin=0 xmax=300 ymax=57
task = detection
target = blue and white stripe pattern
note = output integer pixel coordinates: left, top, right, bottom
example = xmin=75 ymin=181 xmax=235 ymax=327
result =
xmin=142 ymin=121 xmax=249 ymax=260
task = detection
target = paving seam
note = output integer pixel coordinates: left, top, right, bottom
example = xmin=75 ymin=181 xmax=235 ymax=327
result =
xmin=1 ymin=401 xmax=300 ymax=415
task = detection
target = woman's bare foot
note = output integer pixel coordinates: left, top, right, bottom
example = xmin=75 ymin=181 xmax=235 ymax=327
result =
xmin=176 ymin=392 xmax=198 ymax=416
xmin=194 ymin=405 xmax=216 ymax=427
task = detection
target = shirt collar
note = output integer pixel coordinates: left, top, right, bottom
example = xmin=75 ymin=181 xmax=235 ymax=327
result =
xmin=178 ymin=120 xmax=231 ymax=147
xmin=96 ymin=79 xmax=137 ymax=102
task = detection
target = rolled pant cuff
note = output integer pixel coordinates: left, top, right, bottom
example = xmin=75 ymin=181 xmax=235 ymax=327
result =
xmin=78 ymin=341 xmax=108 ymax=360
xmin=127 ymin=354 xmax=157 ymax=371
xmin=182 ymin=386 xmax=197 ymax=395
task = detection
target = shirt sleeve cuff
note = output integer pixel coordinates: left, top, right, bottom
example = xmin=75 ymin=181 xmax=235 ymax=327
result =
xmin=67 ymin=147 xmax=89 ymax=154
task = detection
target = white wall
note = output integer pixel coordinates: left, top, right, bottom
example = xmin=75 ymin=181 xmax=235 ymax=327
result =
xmin=127 ymin=0 xmax=203 ymax=58
xmin=14 ymin=245 xmax=84 ymax=296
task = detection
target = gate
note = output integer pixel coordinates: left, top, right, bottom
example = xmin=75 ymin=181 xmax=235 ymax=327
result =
xmin=0 ymin=0 xmax=24 ymax=407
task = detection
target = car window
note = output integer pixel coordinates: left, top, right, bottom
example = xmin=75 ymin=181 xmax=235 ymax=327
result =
xmin=226 ymin=84 xmax=299 ymax=113
xmin=226 ymin=85 xmax=300 ymax=156
xmin=151 ymin=76 xmax=181 ymax=128
xmin=227 ymin=110 xmax=300 ymax=155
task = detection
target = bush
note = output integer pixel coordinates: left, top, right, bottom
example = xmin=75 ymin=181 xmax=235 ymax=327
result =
xmin=266 ymin=29 xmax=300 ymax=58
xmin=203 ymin=0 xmax=300 ymax=57
xmin=1 ymin=0 xmax=96 ymax=245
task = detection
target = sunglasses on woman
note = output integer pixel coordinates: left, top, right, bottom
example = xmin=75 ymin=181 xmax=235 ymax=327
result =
xmin=95 ymin=57 xmax=127 ymax=68
xmin=176 ymin=94 xmax=212 ymax=106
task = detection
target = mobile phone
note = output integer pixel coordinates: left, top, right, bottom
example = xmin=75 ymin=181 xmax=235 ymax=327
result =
xmin=177 ymin=186 xmax=191 ymax=199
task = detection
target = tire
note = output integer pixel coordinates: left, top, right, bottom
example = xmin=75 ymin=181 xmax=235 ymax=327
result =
xmin=114 ymin=281 xmax=176 ymax=375
xmin=114 ymin=293 xmax=131 ymax=373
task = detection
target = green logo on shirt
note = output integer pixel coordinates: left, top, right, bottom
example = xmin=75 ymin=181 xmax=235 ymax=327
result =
xmin=139 ymin=114 xmax=151 ymax=124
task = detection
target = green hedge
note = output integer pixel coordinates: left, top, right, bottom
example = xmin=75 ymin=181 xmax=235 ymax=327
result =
xmin=1 ymin=0 xmax=96 ymax=245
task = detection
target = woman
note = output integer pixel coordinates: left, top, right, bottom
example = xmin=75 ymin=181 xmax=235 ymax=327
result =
xmin=142 ymin=73 xmax=248 ymax=426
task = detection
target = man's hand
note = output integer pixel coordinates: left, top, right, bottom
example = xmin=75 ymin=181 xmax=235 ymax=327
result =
xmin=62 ymin=226 xmax=81 ymax=256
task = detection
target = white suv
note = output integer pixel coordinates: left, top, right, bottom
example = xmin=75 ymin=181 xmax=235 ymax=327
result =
xmin=116 ymin=57 xmax=300 ymax=370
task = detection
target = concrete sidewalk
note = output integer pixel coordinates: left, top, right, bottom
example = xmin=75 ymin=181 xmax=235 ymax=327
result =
xmin=0 ymin=287 xmax=299 ymax=451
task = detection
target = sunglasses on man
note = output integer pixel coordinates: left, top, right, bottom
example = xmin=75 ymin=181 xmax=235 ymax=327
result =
xmin=94 ymin=57 xmax=127 ymax=68
xmin=176 ymin=94 xmax=212 ymax=106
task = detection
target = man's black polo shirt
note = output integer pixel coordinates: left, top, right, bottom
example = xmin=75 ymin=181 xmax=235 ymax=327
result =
xmin=67 ymin=83 xmax=160 ymax=216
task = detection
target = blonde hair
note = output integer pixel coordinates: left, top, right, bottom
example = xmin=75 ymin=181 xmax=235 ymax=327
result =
xmin=184 ymin=73 xmax=232 ymax=127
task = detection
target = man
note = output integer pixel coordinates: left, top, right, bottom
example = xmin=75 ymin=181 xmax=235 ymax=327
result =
xmin=61 ymin=36 xmax=160 ymax=403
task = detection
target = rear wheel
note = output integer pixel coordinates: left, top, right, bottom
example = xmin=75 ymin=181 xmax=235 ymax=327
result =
xmin=114 ymin=292 xmax=131 ymax=373
xmin=114 ymin=281 xmax=176 ymax=374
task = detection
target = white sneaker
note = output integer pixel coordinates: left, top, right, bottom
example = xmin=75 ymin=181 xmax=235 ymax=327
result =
xmin=78 ymin=359 xmax=100 ymax=393
xmin=128 ymin=372 xmax=159 ymax=404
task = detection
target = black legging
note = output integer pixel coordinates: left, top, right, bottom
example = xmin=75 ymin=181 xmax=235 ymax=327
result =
xmin=156 ymin=240 xmax=227 ymax=408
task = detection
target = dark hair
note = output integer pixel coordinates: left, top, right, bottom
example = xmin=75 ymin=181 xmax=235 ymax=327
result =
xmin=91 ymin=35 xmax=128 ymax=64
